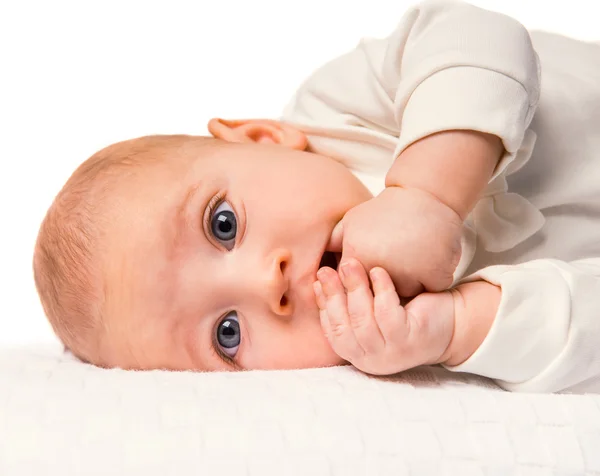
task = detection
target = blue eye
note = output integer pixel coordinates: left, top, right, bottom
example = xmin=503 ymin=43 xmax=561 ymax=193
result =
xmin=217 ymin=312 xmax=240 ymax=357
xmin=210 ymin=201 xmax=237 ymax=250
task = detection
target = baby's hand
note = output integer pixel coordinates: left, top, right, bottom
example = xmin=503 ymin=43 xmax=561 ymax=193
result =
xmin=313 ymin=258 xmax=455 ymax=375
xmin=328 ymin=187 xmax=463 ymax=297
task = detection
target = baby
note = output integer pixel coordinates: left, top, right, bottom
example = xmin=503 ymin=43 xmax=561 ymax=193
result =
xmin=33 ymin=1 xmax=600 ymax=393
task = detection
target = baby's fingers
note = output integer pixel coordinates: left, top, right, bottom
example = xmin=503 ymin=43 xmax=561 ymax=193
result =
xmin=370 ymin=267 xmax=406 ymax=344
xmin=339 ymin=259 xmax=383 ymax=353
xmin=315 ymin=267 xmax=362 ymax=361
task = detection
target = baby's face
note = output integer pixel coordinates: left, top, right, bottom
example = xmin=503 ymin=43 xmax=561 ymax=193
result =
xmin=103 ymin=139 xmax=372 ymax=371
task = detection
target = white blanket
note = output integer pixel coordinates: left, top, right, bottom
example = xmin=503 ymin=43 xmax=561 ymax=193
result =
xmin=1 ymin=346 xmax=599 ymax=475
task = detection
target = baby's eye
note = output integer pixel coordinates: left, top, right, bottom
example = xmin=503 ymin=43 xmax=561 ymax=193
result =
xmin=216 ymin=312 xmax=240 ymax=357
xmin=210 ymin=201 xmax=237 ymax=251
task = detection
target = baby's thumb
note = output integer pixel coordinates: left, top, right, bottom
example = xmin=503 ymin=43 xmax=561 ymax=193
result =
xmin=326 ymin=220 xmax=344 ymax=253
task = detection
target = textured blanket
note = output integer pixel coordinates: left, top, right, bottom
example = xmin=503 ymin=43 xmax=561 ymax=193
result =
xmin=1 ymin=346 xmax=599 ymax=475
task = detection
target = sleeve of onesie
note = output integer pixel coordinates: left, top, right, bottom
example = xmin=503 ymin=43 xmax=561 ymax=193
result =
xmin=386 ymin=0 xmax=541 ymax=168
xmin=284 ymin=0 xmax=542 ymax=179
xmin=442 ymin=259 xmax=600 ymax=393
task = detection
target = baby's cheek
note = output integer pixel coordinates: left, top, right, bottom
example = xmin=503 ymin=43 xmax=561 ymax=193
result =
xmin=287 ymin=321 xmax=345 ymax=369
xmin=242 ymin=320 xmax=343 ymax=370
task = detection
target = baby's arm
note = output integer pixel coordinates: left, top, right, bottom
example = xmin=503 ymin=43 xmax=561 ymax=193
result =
xmin=384 ymin=0 xmax=540 ymax=216
xmin=316 ymin=1 xmax=542 ymax=295
xmin=435 ymin=280 xmax=501 ymax=367
xmin=441 ymin=259 xmax=600 ymax=393
xmin=327 ymin=130 xmax=508 ymax=297
xmin=424 ymin=257 xmax=600 ymax=394
xmin=382 ymin=0 xmax=541 ymax=256
xmin=387 ymin=130 xmax=503 ymax=222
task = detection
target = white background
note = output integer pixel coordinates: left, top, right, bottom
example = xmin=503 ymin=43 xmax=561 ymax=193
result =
xmin=0 ymin=0 xmax=597 ymax=347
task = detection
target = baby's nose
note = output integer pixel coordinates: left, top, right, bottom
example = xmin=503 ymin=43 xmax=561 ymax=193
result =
xmin=258 ymin=248 xmax=292 ymax=317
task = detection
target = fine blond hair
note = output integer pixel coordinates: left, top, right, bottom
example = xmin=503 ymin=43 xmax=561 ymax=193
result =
xmin=33 ymin=135 xmax=215 ymax=364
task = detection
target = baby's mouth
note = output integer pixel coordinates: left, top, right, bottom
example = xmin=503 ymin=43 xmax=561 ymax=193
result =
xmin=318 ymin=251 xmax=341 ymax=271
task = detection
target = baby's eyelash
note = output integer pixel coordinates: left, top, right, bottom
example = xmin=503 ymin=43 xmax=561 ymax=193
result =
xmin=210 ymin=322 xmax=238 ymax=368
xmin=211 ymin=334 xmax=232 ymax=365
xmin=203 ymin=191 xmax=226 ymax=235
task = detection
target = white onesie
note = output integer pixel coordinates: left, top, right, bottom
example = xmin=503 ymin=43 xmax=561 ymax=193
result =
xmin=280 ymin=0 xmax=600 ymax=393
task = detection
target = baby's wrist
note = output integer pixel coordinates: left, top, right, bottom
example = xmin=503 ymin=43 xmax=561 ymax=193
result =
xmin=384 ymin=183 xmax=463 ymax=223
xmin=382 ymin=185 xmax=462 ymax=224
xmin=438 ymin=280 xmax=501 ymax=367
xmin=386 ymin=130 xmax=504 ymax=220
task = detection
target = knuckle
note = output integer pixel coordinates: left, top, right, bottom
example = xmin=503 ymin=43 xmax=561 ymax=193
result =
xmin=377 ymin=278 xmax=399 ymax=300
xmin=425 ymin=259 xmax=455 ymax=287
xmin=427 ymin=279 xmax=449 ymax=293
xmin=427 ymin=268 xmax=454 ymax=292
xmin=343 ymin=208 xmax=361 ymax=228
xmin=345 ymin=277 xmax=364 ymax=293
xmin=375 ymin=301 xmax=397 ymax=322
xmin=329 ymin=321 xmax=347 ymax=338
xmin=347 ymin=309 xmax=368 ymax=328
xmin=350 ymin=315 xmax=372 ymax=336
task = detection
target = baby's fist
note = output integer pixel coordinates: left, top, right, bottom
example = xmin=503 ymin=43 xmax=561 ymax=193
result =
xmin=329 ymin=187 xmax=463 ymax=297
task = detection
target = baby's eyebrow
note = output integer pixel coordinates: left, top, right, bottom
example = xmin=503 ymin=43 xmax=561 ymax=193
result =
xmin=179 ymin=183 xmax=203 ymax=226
xmin=169 ymin=182 xmax=204 ymax=256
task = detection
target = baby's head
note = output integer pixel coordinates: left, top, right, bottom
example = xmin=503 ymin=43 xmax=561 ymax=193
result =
xmin=33 ymin=119 xmax=372 ymax=371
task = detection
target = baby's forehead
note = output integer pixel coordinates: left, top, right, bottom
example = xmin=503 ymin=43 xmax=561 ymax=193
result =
xmin=111 ymin=138 xmax=272 ymax=204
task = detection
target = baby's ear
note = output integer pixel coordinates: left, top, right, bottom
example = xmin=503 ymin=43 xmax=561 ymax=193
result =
xmin=207 ymin=118 xmax=307 ymax=150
